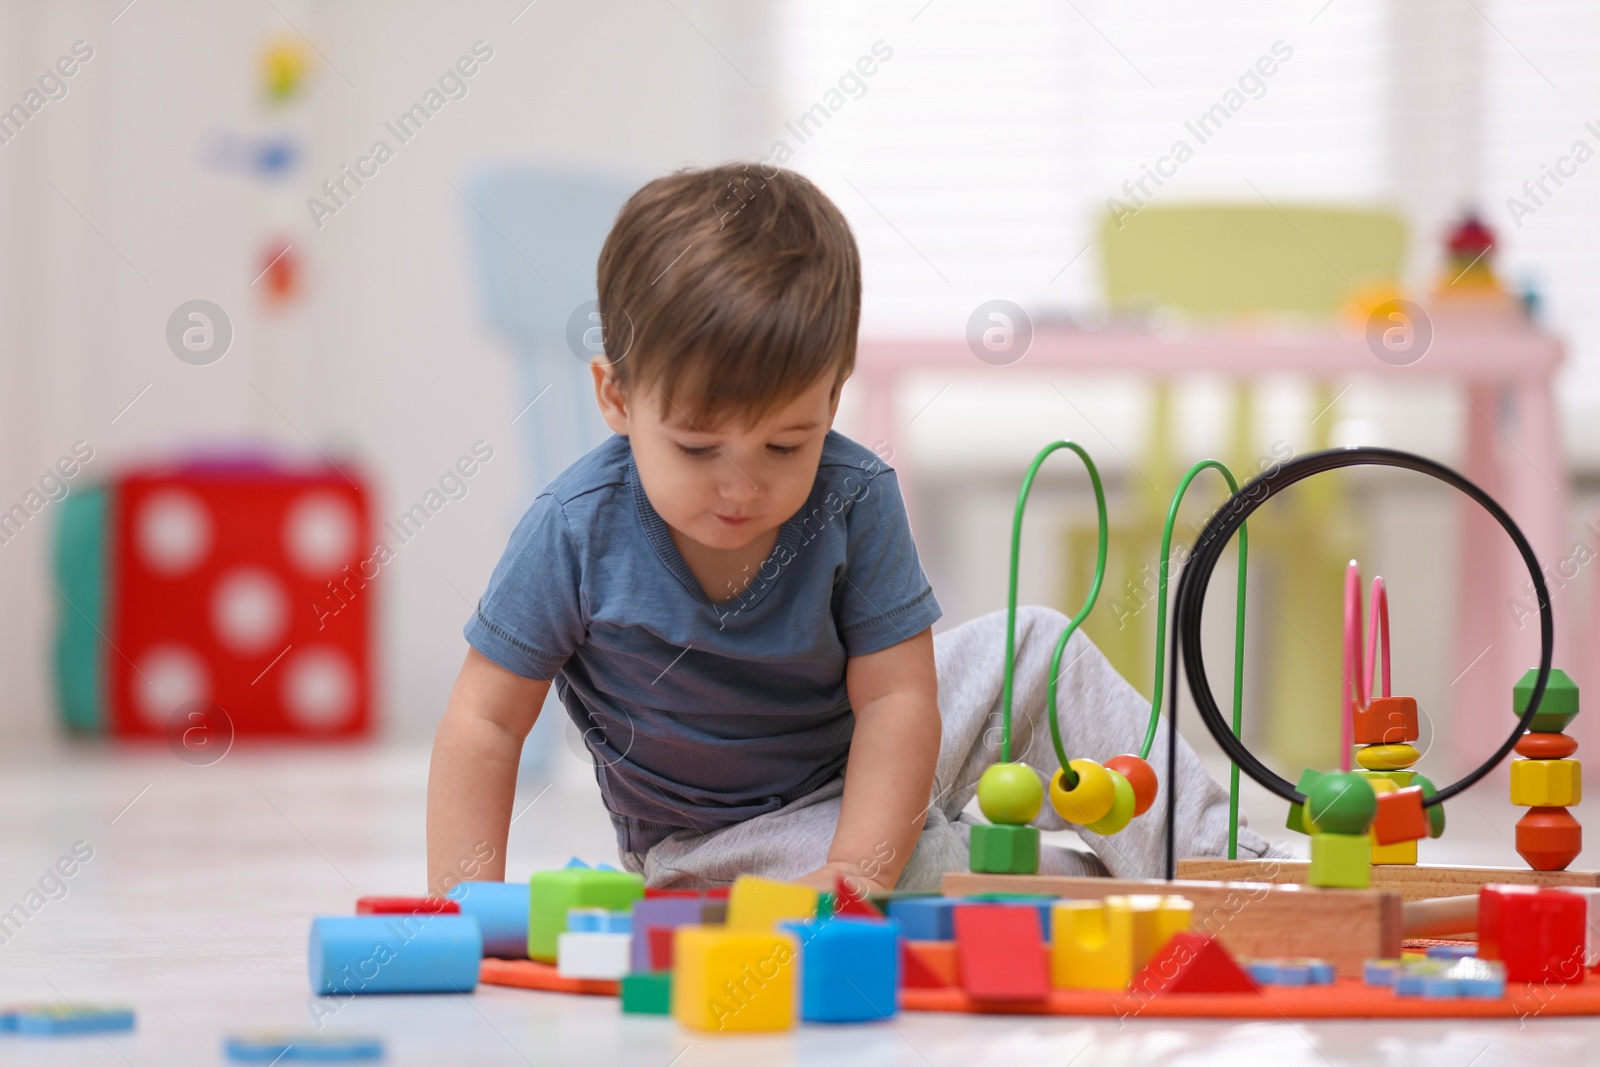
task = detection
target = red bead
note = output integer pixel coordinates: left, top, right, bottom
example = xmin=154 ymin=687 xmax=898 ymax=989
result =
xmin=1516 ymin=732 xmax=1579 ymax=759
xmin=1106 ymin=754 xmax=1159 ymax=817
xmin=1371 ymin=786 xmax=1429 ymax=846
xmin=1478 ymin=884 xmax=1587 ymax=984
xmin=1516 ymin=807 xmax=1583 ymax=872
xmin=1352 ymin=696 xmax=1420 ymax=745
xmin=355 ymin=896 xmax=459 ymax=915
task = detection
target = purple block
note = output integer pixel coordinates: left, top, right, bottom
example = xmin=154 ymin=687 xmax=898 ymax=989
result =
xmin=628 ymin=898 xmax=714 ymax=973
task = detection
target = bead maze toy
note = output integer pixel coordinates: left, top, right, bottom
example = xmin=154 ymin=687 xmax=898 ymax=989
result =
xmin=289 ymin=444 xmax=1600 ymax=1030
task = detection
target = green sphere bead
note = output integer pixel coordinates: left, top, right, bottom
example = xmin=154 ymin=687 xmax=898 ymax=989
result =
xmin=977 ymin=762 xmax=1044 ymax=825
xmin=1304 ymin=771 xmax=1377 ymax=835
xmin=1086 ymin=768 xmax=1137 ymax=835
xmin=1412 ymin=772 xmax=1445 ymax=839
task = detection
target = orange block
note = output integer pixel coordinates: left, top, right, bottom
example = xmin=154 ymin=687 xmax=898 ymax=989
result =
xmin=1516 ymin=732 xmax=1579 ymax=760
xmin=1353 ymin=696 xmax=1420 ymax=745
xmin=1372 ymin=786 xmax=1429 ymax=846
xmin=1517 ymin=807 xmax=1582 ymax=872
xmin=905 ymin=940 xmax=958 ymax=987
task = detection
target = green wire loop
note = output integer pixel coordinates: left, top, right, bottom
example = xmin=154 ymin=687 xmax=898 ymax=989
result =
xmin=1139 ymin=460 xmax=1249 ymax=857
xmin=1000 ymin=442 xmax=1108 ymax=788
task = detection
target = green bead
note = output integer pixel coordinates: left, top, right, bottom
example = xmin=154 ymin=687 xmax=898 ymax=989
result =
xmin=969 ymin=822 xmax=1040 ymax=874
xmin=1086 ymin=769 xmax=1137 ymax=835
xmin=1412 ymin=773 xmax=1445 ymax=838
xmin=977 ymin=762 xmax=1045 ymax=825
xmin=1513 ymin=668 xmax=1579 ymax=733
xmin=1304 ymin=771 xmax=1377 ymax=836
xmin=1286 ymin=768 xmax=1325 ymax=835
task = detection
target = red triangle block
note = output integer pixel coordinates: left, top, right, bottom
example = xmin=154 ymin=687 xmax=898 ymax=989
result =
xmin=900 ymin=940 xmax=949 ymax=989
xmin=953 ymin=904 xmax=1050 ymax=1001
xmin=835 ymin=875 xmax=885 ymax=917
xmin=1132 ymin=932 xmax=1256 ymax=995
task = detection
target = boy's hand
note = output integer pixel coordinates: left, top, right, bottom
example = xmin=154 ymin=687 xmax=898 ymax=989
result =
xmin=793 ymin=860 xmax=887 ymax=898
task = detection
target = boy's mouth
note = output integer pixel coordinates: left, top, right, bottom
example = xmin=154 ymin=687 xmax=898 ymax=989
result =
xmin=713 ymin=513 xmax=752 ymax=527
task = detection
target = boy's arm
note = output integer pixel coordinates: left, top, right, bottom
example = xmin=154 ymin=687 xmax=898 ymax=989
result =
xmin=801 ymin=627 xmax=940 ymax=893
xmin=426 ymin=648 xmax=549 ymax=896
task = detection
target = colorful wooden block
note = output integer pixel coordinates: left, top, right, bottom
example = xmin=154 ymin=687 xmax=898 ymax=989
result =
xmin=886 ymin=897 xmax=956 ymax=941
xmin=953 ymin=904 xmax=1049 ymax=1001
xmin=527 ymin=869 xmax=644 ymax=962
xmin=565 ymin=907 xmax=630 ymax=934
xmin=1517 ymin=807 xmax=1583 ymax=871
xmin=901 ymin=941 xmax=951 ymax=989
xmin=447 ymin=881 xmax=531 ymax=959
xmin=557 ymin=931 xmax=631 ymax=979
xmin=726 ymin=876 xmax=818 ymax=931
xmin=1479 ymin=884 xmax=1587 ymax=984
xmin=308 ymin=915 xmax=480 ymax=995
xmin=834 ymin=874 xmax=885 ymax=918
xmin=1353 ymin=695 xmax=1419 ymax=745
xmin=1355 ymin=769 xmax=1415 ymax=788
xmin=10 ymin=1005 xmax=135 ymax=1036
xmin=968 ymin=822 xmax=1040 ymax=874
xmin=628 ymin=896 xmax=712 ymax=973
xmin=1285 ymin=768 xmax=1324 ymax=835
xmin=1048 ymin=894 xmax=1188 ymax=990
xmin=672 ymin=926 xmax=797 ymax=1032
xmin=1131 ymin=932 xmax=1255 ymax=994
xmin=1308 ymin=832 xmax=1371 ymax=888
xmin=1517 ymin=731 xmax=1580 ymax=759
xmin=224 ymin=1033 xmax=383 ymax=1061
xmin=354 ymin=896 xmax=458 ymax=916
xmin=1514 ymin=667 xmax=1579 ymax=734
xmin=620 ymin=972 xmax=672 ymax=1014
xmin=1511 ymin=758 xmax=1582 ymax=807
xmin=1372 ymin=786 xmax=1428 ymax=846
xmin=780 ymin=918 xmax=900 ymax=1022
xmin=1355 ymin=743 xmax=1421 ymax=771
xmin=1370 ymin=838 xmax=1418 ymax=864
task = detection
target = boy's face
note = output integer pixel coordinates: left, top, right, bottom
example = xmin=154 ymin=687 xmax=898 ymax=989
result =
xmin=593 ymin=363 xmax=842 ymax=552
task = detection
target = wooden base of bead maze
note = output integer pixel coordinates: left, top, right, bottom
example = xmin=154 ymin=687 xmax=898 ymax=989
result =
xmin=1174 ymin=858 xmax=1600 ymax=901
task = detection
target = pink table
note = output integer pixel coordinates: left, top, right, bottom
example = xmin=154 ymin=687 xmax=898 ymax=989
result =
xmin=852 ymin=307 xmax=1573 ymax=768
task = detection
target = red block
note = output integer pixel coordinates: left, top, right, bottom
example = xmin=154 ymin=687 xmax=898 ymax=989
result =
xmin=1479 ymin=883 xmax=1587 ymax=984
xmin=1352 ymin=695 xmax=1419 ymax=745
xmin=1132 ymin=932 xmax=1256 ymax=995
xmin=1372 ymin=786 xmax=1430 ymax=845
xmin=647 ymin=925 xmax=676 ymax=970
xmin=900 ymin=940 xmax=950 ymax=989
xmin=953 ymin=904 xmax=1049 ymax=1001
xmin=834 ymin=874 xmax=885 ymax=918
xmin=108 ymin=463 xmax=371 ymax=739
xmin=356 ymin=896 xmax=459 ymax=916
xmin=644 ymin=887 xmax=730 ymax=899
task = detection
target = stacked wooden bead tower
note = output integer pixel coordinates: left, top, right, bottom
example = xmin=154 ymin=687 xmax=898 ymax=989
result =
xmin=1510 ymin=668 xmax=1582 ymax=871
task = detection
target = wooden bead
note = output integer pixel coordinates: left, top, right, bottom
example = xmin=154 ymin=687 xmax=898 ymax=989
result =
xmin=1105 ymin=754 xmax=1158 ymax=817
xmin=1411 ymin=773 xmax=1445 ymax=839
xmin=1304 ymin=771 xmax=1376 ymax=836
xmin=1352 ymin=696 xmax=1420 ymax=745
xmin=976 ymin=762 xmax=1044 ymax=825
xmin=1307 ymin=832 xmax=1371 ymax=888
xmin=1372 ymin=786 xmax=1429 ymax=845
xmin=968 ymin=823 xmax=1040 ymax=874
xmin=1510 ymin=759 xmax=1581 ymax=808
xmin=1515 ymin=806 xmax=1582 ymax=872
xmin=1513 ymin=667 xmax=1579 ymax=735
xmin=1515 ymin=732 xmax=1579 ymax=759
xmin=1355 ymin=743 xmax=1421 ymax=771
xmin=1049 ymin=760 xmax=1114 ymax=824
xmin=1086 ymin=769 xmax=1136 ymax=836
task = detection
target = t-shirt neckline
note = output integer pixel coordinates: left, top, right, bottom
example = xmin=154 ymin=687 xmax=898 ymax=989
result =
xmin=627 ymin=452 xmax=809 ymax=613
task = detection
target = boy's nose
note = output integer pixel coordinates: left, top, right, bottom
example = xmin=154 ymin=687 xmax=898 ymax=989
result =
xmin=719 ymin=468 xmax=764 ymax=502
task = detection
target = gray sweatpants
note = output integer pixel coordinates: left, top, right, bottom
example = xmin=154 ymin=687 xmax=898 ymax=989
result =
xmin=620 ymin=606 xmax=1287 ymax=891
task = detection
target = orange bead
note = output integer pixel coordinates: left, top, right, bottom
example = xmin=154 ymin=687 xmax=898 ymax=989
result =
xmin=1352 ymin=696 xmax=1420 ymax=745
xmin=1515 ymin=732 xmax=1579 ymax=760
xmin=1516 ymin=806 xmax=1582 ymax=872
xmin=1105 ymin=754 xmax=1159 ymax=817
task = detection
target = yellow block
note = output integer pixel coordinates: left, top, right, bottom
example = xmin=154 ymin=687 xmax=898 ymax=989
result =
xmin=1511 ymin=758 xmax=1582 ymax=808
xmin=725 ymin=876 xmax=818 ymax=930
xmin=672 ymin=926 xmax=797 ymax=1032
xmin=1050 ymin=895 xmax=1192 ymax=990
xmin=1364 ymin=778 xmax=1416 ymax=865
xmin=1356 ymin=744 xmax=1421 ymax=771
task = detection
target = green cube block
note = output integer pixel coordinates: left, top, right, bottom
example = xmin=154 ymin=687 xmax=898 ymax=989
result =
xmin=1286 ymin=768 xmax=1325 ymax=835
xmin=1307 ymin=832 xmax=1371 ymax=888
xmin=620 ymin=971 xmax=672 ymax=1014
xmin=1355 ymin=769 xmax=1414 ymax=789
xmin=527 ymin=869 xmax=644 ymax=961
xmin=1514 ymin=668 xmax=1579 ymax=734
xmin=968 ymin=822 xmax=1039 ymax=874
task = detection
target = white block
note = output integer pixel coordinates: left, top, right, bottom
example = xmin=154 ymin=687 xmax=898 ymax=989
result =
xmin=557 ymin=931 xmax=632 ymax=979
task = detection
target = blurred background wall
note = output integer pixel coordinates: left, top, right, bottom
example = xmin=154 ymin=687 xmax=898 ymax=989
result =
xmin=3 ymin=0 xmax=1599 ymax=779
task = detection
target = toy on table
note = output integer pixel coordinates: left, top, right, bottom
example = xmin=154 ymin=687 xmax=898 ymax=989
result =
xmin=1510 ymin=667 xmax=1582 ymax=871
xmin=0 ymin=1004 xmax=135 ymax=1036
xmin=974 ymin=442 xmax=1248 ymax=875
xmin=225 ymin=1033 xmax=383 ymax=1062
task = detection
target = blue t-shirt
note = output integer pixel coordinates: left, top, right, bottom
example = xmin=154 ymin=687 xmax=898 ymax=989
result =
xmin=464 ymin=431 xmax=943 ymax=854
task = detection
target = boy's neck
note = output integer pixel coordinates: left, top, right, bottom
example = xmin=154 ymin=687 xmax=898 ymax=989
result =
xmin=668 ymin=524 xmax=782 ymax=604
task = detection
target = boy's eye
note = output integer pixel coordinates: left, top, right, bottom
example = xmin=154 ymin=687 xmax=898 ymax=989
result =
xmin=677 ymin=444 xmax=717 ymax=458
xmin=767 ymin=444 xmax=799 ymax=456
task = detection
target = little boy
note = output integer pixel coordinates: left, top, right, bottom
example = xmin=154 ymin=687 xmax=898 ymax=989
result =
xmin=426 ymin=163 xmax=1282 ymax=895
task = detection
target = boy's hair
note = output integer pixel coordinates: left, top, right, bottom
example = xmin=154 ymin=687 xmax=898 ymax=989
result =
xmin=595 ymin=163 xmax=861 ymax=428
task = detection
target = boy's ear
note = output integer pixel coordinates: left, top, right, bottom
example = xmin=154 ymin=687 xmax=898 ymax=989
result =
xmin=591 ymin=360 xmax=631 ymax=435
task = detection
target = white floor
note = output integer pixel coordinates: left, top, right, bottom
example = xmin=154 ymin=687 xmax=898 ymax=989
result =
xmin=2 ymin=742 xmax=1598 ymax=1066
